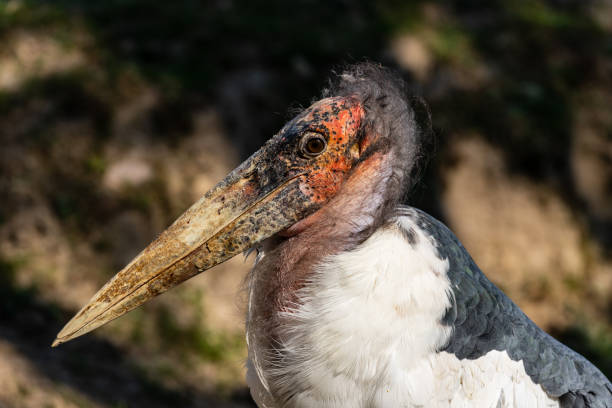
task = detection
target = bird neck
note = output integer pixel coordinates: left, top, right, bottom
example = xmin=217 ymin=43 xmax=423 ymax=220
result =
xmin=248 ymin=151 xmax=403 ymax=342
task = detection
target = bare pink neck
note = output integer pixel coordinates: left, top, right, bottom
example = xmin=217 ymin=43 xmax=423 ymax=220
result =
xmin=250 ymin=152 xmax=398 ymax=341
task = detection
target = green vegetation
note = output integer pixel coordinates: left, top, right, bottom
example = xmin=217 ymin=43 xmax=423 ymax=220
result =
xmin=156 ymin=305 xmax=245 ymax=363
xmin=0 ymin=256 xmax=62 ymax=323
xmin=505 ymin=0 xmax=594 ymax=30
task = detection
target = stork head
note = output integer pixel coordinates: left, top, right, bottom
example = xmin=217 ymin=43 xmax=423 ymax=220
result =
xmin=53 ymin=63 xmax=432 ymax=346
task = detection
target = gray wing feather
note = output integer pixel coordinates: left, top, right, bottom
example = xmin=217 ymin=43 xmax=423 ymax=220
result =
xmin=397 ymin=206 xmax=612 ymax=408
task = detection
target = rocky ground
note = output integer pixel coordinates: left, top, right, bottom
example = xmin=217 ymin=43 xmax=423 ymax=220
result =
xmin=0 ymin=1 xmax=611 ymax=407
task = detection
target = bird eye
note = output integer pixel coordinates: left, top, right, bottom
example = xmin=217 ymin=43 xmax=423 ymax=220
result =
xmin=300 ymin=133 xmax=327 ymax=157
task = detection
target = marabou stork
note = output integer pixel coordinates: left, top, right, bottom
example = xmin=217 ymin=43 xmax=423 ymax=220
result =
xmin=54 ymin=64 xmax=612 ymax=407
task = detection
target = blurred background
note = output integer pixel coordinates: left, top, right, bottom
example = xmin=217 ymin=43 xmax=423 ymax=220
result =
xmin=0 ymin=0 xmax=611 ymax=406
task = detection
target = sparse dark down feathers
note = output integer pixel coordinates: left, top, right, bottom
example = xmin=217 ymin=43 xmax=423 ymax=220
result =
xmin=323 ymin=63 xmax=434 ymax=202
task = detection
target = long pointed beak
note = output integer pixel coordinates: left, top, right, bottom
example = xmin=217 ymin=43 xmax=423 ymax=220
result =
xmin=53 ymin=150 xmax=310 ymax=347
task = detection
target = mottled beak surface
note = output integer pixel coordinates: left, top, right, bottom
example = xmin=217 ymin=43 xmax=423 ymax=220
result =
xmin=53 ymin=96 xmax=363 ymax=346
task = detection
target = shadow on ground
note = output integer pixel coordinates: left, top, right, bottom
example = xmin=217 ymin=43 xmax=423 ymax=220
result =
xmin=0 ymin=259 xmax=255 ymax=407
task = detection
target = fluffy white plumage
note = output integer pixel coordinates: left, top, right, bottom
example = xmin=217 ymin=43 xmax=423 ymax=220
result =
xmin=246 ymin=213 xmax=559 ymax=408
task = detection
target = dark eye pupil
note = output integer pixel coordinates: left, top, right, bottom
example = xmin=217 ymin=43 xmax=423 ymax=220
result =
xmin=306 ymin=138 xmax=325 ymax=153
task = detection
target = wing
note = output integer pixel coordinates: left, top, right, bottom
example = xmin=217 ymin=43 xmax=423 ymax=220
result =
xmin=397 ymin=206 xmax=612 ymax=408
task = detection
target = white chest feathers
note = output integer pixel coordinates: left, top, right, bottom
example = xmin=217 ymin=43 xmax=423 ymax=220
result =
xmin=246 ymin=217 xmax=558 ymax=408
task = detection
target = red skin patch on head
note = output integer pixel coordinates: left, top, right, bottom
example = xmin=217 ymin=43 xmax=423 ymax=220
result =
xmin=297 ymin=98 xmax=364 ymax=204
xmin=283 ymin=152 xmax=385 ymax=238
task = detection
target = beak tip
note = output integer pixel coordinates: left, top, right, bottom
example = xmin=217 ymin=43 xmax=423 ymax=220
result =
xmin=52 ymin=316 xmax=84 ymax=348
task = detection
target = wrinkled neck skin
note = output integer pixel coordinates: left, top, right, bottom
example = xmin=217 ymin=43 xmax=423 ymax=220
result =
xmin=246 ymin=149 xmax=405 ymax=353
